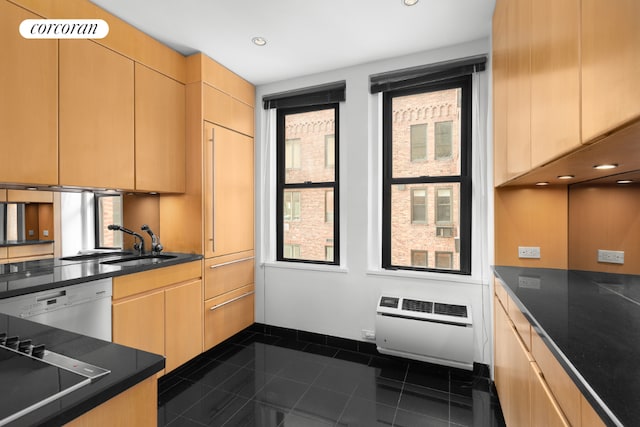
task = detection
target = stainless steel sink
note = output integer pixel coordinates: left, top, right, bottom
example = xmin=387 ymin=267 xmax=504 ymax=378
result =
xmin=100 ymin=254 xmax=177 ymax=267
xmin=60 ymin=251 xmax=134 ymax=261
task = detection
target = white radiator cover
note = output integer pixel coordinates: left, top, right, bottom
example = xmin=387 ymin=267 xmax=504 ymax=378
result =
xmin=375 ymin=295 xmax=474 ymax=370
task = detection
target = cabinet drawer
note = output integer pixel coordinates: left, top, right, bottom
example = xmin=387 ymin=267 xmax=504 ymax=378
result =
xmin=204 ymin=284 xmax=254 ymax=350
xmin=113 ymin=260 xmax=201 ymax=300
xmin=6 ymin=243 xmax=53 ymax=259
xmin=204 ymin=254 xmax=254 ymax=300
xmin=0 ymin=247 xmax=6 ymax=259
xmin=531 ymin=328 xmax=581 ymax=427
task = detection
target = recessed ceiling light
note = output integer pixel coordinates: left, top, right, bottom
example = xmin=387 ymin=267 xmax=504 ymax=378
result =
xmin=535 ymin=182 xmax=549 ymax=186
xmin=403 ymin=0 xmax=419 ymax=5
xmin=617 ymin=180 xmax=633 ymax=184
xmin=557 ymin=175 xmax=575 ymax=180
xmin=593 ymin=164 xmax=618 ymax=170
xmin=252 ymin=37 xmax=267 ymax=46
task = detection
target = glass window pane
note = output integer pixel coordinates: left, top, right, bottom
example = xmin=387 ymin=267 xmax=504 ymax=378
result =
xmin=97 ymin=195 xmax=122 ymax=248
xmin=391 ymin=88 xmax=461 ymax=178
xmin=391 ymin=183 xmax=460 ymax=269
xmin=435 ymin=251 xmax=453 ymax=269
xmin=325 ymin=246 xmax=334 ymax=262
xmin=283 ymin=187 xmax=334 ymax=262
xmin=436 ymin=187 xmax=452 ymax=224
xmin=325 ymin=135 xmax=335 ymax=168
xmin=285 ymin=108 xmax=336 ymax=184
xmin=411 ymin=250 xmax=427 ymax=267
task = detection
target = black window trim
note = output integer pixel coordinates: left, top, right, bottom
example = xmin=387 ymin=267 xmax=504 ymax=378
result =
xmin=276 ymin=103 xmax=340 ymax=265
xmin=382 ymin=75 xmax=472 ymax=275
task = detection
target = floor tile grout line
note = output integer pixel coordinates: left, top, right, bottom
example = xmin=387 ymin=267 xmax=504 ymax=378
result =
xmin=390 ymin=360 xmax=411 ymax=427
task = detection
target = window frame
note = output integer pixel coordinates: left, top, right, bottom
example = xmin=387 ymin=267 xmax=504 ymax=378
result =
xmin=382 ymin=75 xmax=472 ymax=275
xmin=276 ymin=103 xmax=340 ymax=265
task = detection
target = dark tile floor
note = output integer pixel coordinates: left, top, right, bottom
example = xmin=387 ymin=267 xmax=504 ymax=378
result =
xmin=158 ymin=327 xmax=506 ymax=427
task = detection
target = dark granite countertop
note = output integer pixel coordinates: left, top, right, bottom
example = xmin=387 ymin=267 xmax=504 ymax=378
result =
xmin=493 ymin=266 xmax=640 ymax=427
xmin=0 ymin=240 xmax=54 ymax=247
xmin=0 ymin=313 xmax=164 ymax=426
xmin=0 ymin=252 xmax=203 ymax=300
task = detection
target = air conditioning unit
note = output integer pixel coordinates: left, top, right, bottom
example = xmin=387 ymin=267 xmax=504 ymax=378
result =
xmin=375 ymin=295 xmax=474 ymax=370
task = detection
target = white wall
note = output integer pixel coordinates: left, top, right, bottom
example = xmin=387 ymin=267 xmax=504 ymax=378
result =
xmin=255 ymin=38 xmax=494 ymax=364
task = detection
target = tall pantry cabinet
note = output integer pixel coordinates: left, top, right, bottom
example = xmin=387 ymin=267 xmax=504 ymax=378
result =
xmin=160 ymin=53 xmax=255 ymax=351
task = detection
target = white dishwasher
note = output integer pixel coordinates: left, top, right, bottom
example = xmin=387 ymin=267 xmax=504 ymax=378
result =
xmin=0 ymin=278 xmax=113 ymax=341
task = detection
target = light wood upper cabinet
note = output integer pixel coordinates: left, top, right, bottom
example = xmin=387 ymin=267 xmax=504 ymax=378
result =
xmin=135 ymin=64 xmax=186 ymax=193
xmin=530 ymin=0 xmax=580 ymax=167
xmin=492 ymin=0 xmax=508 ymax=185
xmin=581 ymin=0 xmax=640 ymax=142
xmin=0 ymin=0 xmax=58 ymax=186
xmin=203 ymin=85 xmax=254 ymax=137
xmin=59 ymin=40 xmax=135 ymax=190
xmin=204 ymin=122 xmax=254 ymax=259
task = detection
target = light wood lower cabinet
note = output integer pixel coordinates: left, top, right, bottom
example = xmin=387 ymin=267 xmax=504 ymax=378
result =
xmin=112 ymin=261 xmax=202 ymax=375
xmin=0 ymin=243 xmax=54 ymax=264
xmin=530 ymin=362 xmax=570 ymax=427
xmin=204 ymin=284 xmax=254 ymax=350
xmin=64 ymin=375 xmax=157 ymax=427
xmin=204 ymin=251 xmax=254 ymax=299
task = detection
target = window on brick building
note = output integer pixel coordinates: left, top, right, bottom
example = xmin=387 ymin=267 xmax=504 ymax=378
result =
xmin=411 ymin=189 xmax=427 ymax=223
xmin=382 ymin=75 xmax=471 ymax=274
xmin=410 ymin=124 xmax=427 ymax=161
xmin=411 ymin=250 xmax=428 ymax=267
xmin=435 ymin=121 xmax=453 ymax=159
xmin=276 ymin=103 xmax=340 ymax=264
xmin=325 ymin=246 xmax=334 ymax=262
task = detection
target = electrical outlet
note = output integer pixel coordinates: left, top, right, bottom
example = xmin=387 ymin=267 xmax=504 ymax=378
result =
xmin=518 ymin=246 xmax=540 ymax=259
xmin=597 ymin=249 xmax=624 ymax=264
xmin=361 ymin=329 xmax=376 ymax=340
xmin=43 ymin=230 xmax=49 ymax=237
xmin=28 ymin=229 xmax=34 ymax=237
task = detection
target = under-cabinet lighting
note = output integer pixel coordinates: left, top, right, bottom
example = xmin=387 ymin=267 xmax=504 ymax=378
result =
xmin=149 ymin=192 xmax=158 ymax=195
xmin=557 ymin=175 xmax=575 ymax=180
xmin=403 ymin=0 xmax=419 ymax=5
xmin=252 ymin=37 xmax=267 ymax=46
xmin=593 ymin=164 xmax=618 ymax=170
xmin=26 ymin=187 xmax=37 ymax=191
xmin=535 ymin=182 xmax=549 ymax=186
xmin=617 ymin=180 xmax=633 ymax=184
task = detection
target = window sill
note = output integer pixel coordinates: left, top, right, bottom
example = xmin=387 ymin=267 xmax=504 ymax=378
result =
xmin=366 ymin=268 xmax=485 ymax=285
xmin=260 ymin=261 xmax=348 ymax=274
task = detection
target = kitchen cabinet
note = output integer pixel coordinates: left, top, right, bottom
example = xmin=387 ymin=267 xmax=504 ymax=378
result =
xmin=2 ymin=243 xmax=54 ymax=263
xmin=0 ymin=0 xmax=58 ymax=186
xmin=494 ymin=277 xmax=604 ymax=426
xmin=492 ymin=0 xmax=508 ymax=185
xmin=204 ymin=283 xmax=255 ymax=350
xmin=134 ymin=63 xmax=186 ymax=193
xmin=204 ymin=122 xmax=254 ymax=259
xmin=581 ymin=0 xmax=640 ymax=143
xmin=112 ymin=261 xmax=202 ymax=375
xmin=203 ymin=85 xmax=255 ymax=137
xmin=59 ymin=39 xmax=135 ymax=190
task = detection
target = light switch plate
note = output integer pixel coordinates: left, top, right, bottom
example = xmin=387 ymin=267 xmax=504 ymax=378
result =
xmin=518 ymin=246 xmax=540 ymax=259
xmin=597 ymin=249 xmax=624 ymax=264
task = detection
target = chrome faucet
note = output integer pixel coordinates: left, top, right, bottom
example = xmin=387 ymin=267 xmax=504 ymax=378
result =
xmin=107 ymin=224 xmax=145 ymax=256
xmin=141 ymin=224 xmax=163 ymax=255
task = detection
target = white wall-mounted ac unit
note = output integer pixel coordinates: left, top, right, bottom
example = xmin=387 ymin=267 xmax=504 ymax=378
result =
xmin=375 ymin=295 xmax=474 ymax=370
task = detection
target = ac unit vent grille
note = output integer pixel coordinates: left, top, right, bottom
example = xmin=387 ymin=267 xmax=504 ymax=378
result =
xmin=402 ymin=299 xmax=433 ymax=313
xmin=434 ymin=303 xmax=467 ymax=318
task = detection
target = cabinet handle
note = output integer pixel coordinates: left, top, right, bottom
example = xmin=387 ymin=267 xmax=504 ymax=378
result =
xmin=209 ymin=256 xmax=255 ymax=269
xmin=209 ymin=291 xmax=254 ymax=311
xmin=210 ymin=127 xmax=216 ymax=252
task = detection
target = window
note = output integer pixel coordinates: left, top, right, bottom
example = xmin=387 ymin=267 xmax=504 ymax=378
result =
xmin=435 ymin=121 xmax=453 ymax=159
xmin=410 ymin=124 xmax=427 ymax=161
xmin=277 ymin=104 xmax=339 ymax=264
xmin=411 ymin=189 xmax=427 ymax=223
xmin=325 ymin=190 xmax=334 ymax=223
xmin=283 ymin=191 xmax=301 ymax=221
xmin=411 ymin=250 xmax=428 ymax=267
xmin=325 ymin=246 xmax=334 ymax=262
xmin=95 ymin=193 xmax=123 ymax=249
xmin=435 ymin=187 xmax=452 ymax=224
xmin=285 ymin=139 xmax=301 ymax=169
xmin=382 ymin=75 xmax=471 ymax=274
xmin=435 ymin=251 xmax=453 ymax=269
xmin=325 ymin=134 xmax=335 ymax=168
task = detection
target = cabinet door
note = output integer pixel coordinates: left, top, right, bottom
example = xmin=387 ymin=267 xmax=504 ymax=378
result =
xmin=204 ymin=122 xmax=254 ymax=259
xmin=582 ymin=0 xmax=640 ymax=142
xmin=112 ymin=291 xmax=165 ymax=357
xmin=165 ymin=280 xmax=203 ymax=373
xmin=204 ymin=284 xmax=254 ymax=350
xmin=530 ymin=362 xmax=570 ymax=427
xmin=135 ymin=63 xmax=186 ymax=193
xmin=0 ymin=1 xmax=58 ymax=185
xmin=59 ymin=40 xmax=134 ymax=190
xmin=493 ymin=296 xmax=511 ymax=423
xmin=505 ymin=0 xmax=531 ymax=179
xmin=530 ymin=0 xmax=580 ymax=166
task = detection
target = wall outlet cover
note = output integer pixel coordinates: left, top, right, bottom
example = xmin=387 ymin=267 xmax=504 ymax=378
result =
xmin=597 ymin=249 xmax=624 ymax=264
xmin=518 ymin=246 xmax=541 ymax=259
xmin=361 ymin=329 xmax=376 ymax=340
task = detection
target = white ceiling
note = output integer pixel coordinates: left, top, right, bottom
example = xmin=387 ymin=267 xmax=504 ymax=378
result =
xmin=90 ymin=0 xmax=495 ymax=86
